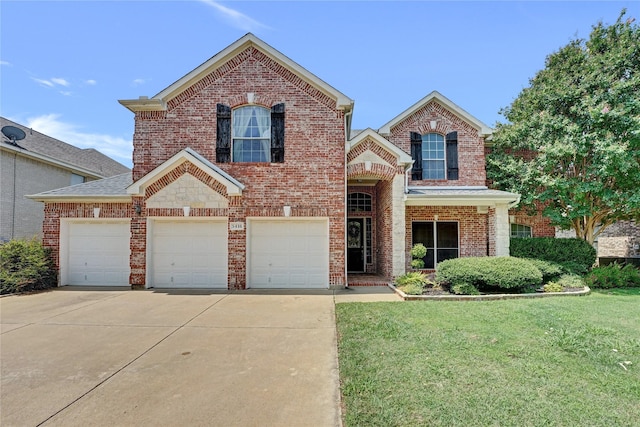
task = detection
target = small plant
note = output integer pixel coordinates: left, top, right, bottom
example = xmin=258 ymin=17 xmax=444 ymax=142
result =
xmin=1 ymin=238 xmax=57 ymax=294
xmin=395 ymin=271 xmax=428 ymax=295
xmin=451 ymin=283 xmax=480 ymax=295
xmin=543 ymin=282 xmax=563 ymax=293
xmin=585 ymin=263 xmax=640 ymax=289
xmin=556 ymin=274 xmax=584 ymax=289
xmin=410 ymin=243 xmax=427 ymax=269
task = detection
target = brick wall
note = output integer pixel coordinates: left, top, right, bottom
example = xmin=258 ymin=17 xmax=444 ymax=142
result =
xmin=128 ymin=46 xmax=346 ymax=288
xmin=598 ymin=220 xmax=640 ymax=258
xmin=387 ymin=101 xmax=487 ymax=187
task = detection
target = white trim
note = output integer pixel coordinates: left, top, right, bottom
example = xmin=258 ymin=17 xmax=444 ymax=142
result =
xmin=119 ymin=33 xmax=354 ymax=112
xmin=127 ymin=148 xmax=244 ymax=196
xmin=405 ymin=193 xmax=520 ymax=207
xmin=378 ymin=91 xmax=493 ymax=137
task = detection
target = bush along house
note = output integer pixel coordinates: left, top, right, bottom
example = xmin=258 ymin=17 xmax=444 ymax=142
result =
xmin=29 ymin=33 xmax=521 ymax=290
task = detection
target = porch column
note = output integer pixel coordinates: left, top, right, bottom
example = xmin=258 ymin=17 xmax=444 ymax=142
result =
xmin=391 ymin=174 xmax=406 ymax=277
xmin=494 ymin=203 xmax=510 ymax=257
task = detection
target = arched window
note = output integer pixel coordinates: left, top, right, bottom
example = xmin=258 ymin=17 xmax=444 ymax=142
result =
xmin=347 ymin=193 xmax=372 ymax=212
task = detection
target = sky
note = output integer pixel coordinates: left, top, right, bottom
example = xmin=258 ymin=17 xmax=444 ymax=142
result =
xmin=1 ymin=1 xmax=638 ymax=168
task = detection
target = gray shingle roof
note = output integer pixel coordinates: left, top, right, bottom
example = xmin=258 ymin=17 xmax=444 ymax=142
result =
xmin=1 ymin=116 xmax=130 ymax=177
xmin=30 ymin=173 xmax=132 ymax=198
xmin=407 ymin=187 xmax=518 ymax=197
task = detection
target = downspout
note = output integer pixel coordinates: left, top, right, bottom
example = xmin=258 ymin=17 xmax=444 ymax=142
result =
xmin=343 ymin=108 xmax=353 ymax=288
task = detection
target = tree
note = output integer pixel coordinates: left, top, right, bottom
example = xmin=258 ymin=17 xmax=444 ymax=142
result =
xmin=487 ymin=10 xmax=640 ymax=244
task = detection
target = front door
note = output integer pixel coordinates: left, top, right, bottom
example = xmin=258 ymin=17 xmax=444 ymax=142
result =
xmin=347 ymin=218 xmax=365 ymax=272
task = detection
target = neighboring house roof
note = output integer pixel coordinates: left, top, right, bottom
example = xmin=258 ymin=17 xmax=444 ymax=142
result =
xmin=119 ymin=33 xmax=354 ymax=113
xmin=1 ymin=117 xmax=130 ymax=178
xmin=28 ymin=173 xmax=132 ymax=202
xmin=406 ymin=186 xmax=520 ymax=207
xmin=127 ymin=148 xmax=245 ymax=196
xmin=378 ymin=91 xmax=493 ymax=137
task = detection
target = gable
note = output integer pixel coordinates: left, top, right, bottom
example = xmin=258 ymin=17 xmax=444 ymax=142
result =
xmin=119 ymin=33 xmax=353 ymax=114
xmin=146 ymin=174 xmax=228 ymax=209
xmin=378 ymin=91 xmax=492 ymax=137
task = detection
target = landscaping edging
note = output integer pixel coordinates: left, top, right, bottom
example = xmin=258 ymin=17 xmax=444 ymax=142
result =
xmin=390 ymin=284 xmax=591 ymax=301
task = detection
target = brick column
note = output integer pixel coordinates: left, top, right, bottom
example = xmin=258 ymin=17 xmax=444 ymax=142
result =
xmin=130 ymin=197 xmax=147 ymax=289
xmin=227 ymin=196 xmax=246 ymax=290
xmin=391 ymin=174 xmax=406 ymax=277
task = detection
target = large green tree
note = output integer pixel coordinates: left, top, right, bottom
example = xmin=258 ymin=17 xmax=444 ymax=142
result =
xmin=487 ymin=10 xmax=640 ymax=244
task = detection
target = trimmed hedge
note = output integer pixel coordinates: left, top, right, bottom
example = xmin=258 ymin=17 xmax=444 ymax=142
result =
xmin=1 ymin=239 xmax=57 ymax=295
xmin=585 ymin=263 xmax=640 ymax=289
xmin=436 ymin=256 xmax=543 ymax=292
xmin=510 ymin=237 xmax=596 ymax=274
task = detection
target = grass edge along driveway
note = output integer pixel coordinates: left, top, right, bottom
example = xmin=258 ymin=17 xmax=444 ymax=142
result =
xmin=336 ymin=289 xmax=640 ymax=427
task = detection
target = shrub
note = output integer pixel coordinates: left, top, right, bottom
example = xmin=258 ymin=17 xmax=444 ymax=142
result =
xmin=451 ymin=283 xmax=480 ymax=295
xmin=410 ymin=243 xmax=427 ymax=270
xmin=585 ymin=263 xmax=640 ymax=289
xmin=543 ymin=282 xmax=563 ymax=293
xmin=395 ymin=271 xmax=428 ymax=295
xmin=556 ymin=274 xmax=585 ymax=289
xmin=436 ymin=257 xmax=543 ymax=292
xmin=525 ymin=258 xmax=564 ymax=283
xmin=0 ymin=239 xmax=57 ymax=295
xmin=510 ymin=237 xmax=596 ymax=274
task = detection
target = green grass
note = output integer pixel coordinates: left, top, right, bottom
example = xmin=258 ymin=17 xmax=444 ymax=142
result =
xmin=336 ymin=289 xmax=640 ymax=427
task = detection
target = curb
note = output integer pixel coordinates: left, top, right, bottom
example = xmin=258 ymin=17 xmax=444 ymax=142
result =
xmin=390 ymin=284 xmax=591 ymax=301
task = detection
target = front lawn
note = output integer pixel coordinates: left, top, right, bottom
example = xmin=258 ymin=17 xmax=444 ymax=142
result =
xmin=336 ymin=290 xmax=640 ymax=426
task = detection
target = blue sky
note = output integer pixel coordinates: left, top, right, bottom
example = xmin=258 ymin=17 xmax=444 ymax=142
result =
xmin=1 ymin=1 xmax=637 ymax=167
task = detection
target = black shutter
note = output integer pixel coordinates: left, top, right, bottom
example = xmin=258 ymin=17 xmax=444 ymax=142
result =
xmin=271 ymin=103 xmax=285 ymax=163
xmin=216 ymin=104 xmax=231 ymax=163
xmin=446 ymin=131 xmax=458 ymax=180
xmin=410 ymin=132 xmax=423 ymax=180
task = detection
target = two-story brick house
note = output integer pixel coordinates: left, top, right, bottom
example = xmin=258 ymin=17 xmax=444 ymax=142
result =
xmin=30 ymin=33 xmax=520 ymax=290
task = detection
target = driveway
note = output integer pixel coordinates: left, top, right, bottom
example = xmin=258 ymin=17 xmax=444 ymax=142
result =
xmin=1 ymin=287 xmax=397 ymax=426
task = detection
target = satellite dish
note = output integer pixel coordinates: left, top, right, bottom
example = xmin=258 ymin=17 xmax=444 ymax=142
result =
xmin=2 ymin=125 xmax=26 ymax=146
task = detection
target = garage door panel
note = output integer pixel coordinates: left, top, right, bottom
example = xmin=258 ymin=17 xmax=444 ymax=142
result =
xmin=66 ymin=222 xmax=130 ymax=286
xmin=249 ymin=219 xmax=328 ymax=289
xmin=150 ymin=220 xmax=227 ymax=289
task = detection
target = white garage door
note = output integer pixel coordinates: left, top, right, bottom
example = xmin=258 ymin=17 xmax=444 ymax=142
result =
xmin=150 ymin=220 xmax=227 ymax=289
xmin=67 ymin=221 xmax=130 ymax=286
xmin=249 ymin=219 xmax=329 ymax=289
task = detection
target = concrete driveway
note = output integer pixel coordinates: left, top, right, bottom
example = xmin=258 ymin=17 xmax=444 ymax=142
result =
xmin=1 ymin=286 xmax=397 ymax=426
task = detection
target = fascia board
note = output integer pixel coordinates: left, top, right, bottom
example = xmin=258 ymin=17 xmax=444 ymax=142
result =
xmin=404 ymin=193 xmax=520 ymax=207
xmin=125 ymin=34 xmax=353 ymax=113
xmin=26 ymin=194 xmax=131 ymax=203
xmin=378 ymin=91 xmax=493 ymax=137
xmin=348 ymin=128 xmax=413 ymax=165
xmin=1 ymin=144 xmax=108 ymax=179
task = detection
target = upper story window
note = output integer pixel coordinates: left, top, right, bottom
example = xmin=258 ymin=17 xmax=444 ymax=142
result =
xmin=347 ymin=193 xmax=372 ymax=212
xmin=216 ymin=103 xmax=285 ymax=163
xmin=410 ymin=131 xmax=458 ymax=181
xmin=70 ymin=173 xmax=85 ymax=185
xmin=232 ymin=106 xmax=271 ymax=162
xmin=511 ymin=223 xmax=532 ymax=238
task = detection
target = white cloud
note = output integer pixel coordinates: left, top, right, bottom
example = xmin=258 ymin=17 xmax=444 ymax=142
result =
xmin=0 ymin=60 xmax=12 ymax=66
xmin=132 ymin=78 xmax=147 ymax=87
xmin=26 ymin=114 xmax=132 ymax=167
xmin=199 ymin=0 xmax=271 ymax=32
xmin=51 ymin=77 xmax=70 ymax=87
xmin=84 ymin=79 xmax=97 ymax=85
xmin=32 ymin=77 xmax=55 ymax=88
xmin=59 ymin=91 xmax=73 ymax=97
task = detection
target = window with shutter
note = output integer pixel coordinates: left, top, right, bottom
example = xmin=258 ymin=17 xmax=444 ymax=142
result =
xmin=421 ymin=133 xmax=445 ymax=179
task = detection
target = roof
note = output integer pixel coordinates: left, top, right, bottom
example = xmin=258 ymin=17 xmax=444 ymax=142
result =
xmin=405 ymin=186 xmax=520 ymax=207
xmin=378 ymin=91 xmax=493 ymax=137
xmin=348 ymin=128 xmax=413 ymax=166
xmin=28 ymin=173 xmax=132 ymax=201
xmin=119 ymin=33 xmax=354 ymax=113
xmin=1 ymin=116 xmax=130 ymax=178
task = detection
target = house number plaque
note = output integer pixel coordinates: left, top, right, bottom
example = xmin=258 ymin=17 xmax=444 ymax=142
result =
xmin=230 ymin=222 xmax=245 ymax=231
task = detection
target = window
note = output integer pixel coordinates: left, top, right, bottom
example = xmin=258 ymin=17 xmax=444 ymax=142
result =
xmin=70 ymin=173 xmax=85 ymax=185
xmin=232 ymin=106 xmax=271 ymax=162
xmin=410 ymin=131 xmax=458 ymax=180
xmin=347 ymin=193 xmax=372 ymax=212
xmin=412 ymin=221 xmax=459 ymax=268
xmin=216 ymin=103 xmax=285 ymax=163
xmin=422 ymin=133 xmax=446 ymax=179
xmin=511 ymin=223 xmax=532 ymax=238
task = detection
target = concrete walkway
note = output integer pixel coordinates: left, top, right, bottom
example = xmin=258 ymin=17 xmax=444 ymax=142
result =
xmin=1 ymin=286 xmax=399 ymax=427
